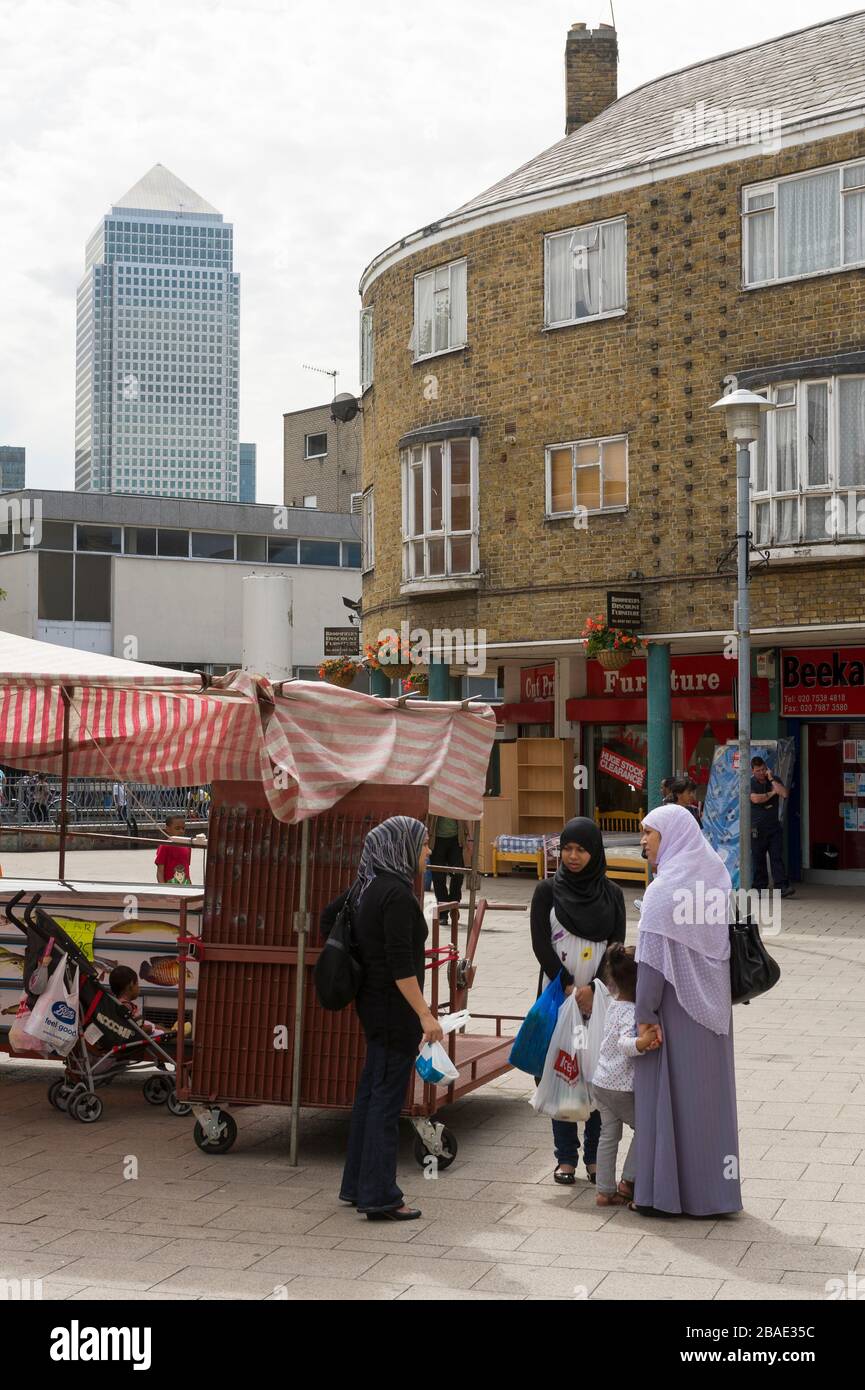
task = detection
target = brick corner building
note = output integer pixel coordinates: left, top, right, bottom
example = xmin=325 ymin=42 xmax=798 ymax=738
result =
xmin=358 ymin=15 xmax=865 ymax=887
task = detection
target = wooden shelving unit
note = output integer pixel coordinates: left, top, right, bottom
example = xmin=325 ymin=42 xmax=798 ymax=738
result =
xmin=516 ymin=738 xmax=574 ymax=835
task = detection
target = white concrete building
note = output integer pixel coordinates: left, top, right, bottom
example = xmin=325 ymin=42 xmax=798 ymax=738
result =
xmin=0 ymin=490 xmax=362 ymax=677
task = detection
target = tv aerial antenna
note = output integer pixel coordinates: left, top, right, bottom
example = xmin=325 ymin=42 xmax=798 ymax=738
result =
xmin=302 ymin=364 xmax=338 ymax=398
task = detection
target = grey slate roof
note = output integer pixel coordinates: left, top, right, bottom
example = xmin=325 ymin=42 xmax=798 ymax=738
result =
xmin=112 ymin=164 xmax=220 ymax=218
xmin=451 ymin=12 xmax=865 ymax=219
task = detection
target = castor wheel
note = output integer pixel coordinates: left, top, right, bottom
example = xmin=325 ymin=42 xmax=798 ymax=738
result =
xmin=413 ymin=1125 xmax=458 ymax=1171
xmin=193 ymin=1109 xmax=237 ymax=1154
xmin=48 ymin=1079 xmax=71 ymax=1111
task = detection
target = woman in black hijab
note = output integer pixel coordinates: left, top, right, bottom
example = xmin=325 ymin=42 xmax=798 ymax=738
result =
xmin=530 ymin=817 xmax=626 ymax=1185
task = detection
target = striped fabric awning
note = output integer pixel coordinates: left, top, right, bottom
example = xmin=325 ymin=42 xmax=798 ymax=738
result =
xmin=0 ymin=642 xmax=496 ymax=823
xmin=263 ymin=681 xmax=497 ymax=822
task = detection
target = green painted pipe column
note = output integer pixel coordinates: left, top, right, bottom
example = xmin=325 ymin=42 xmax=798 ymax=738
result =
xmin=646 ymin=643 xmax=672 ymax=812
xmin=369 ymin=668 xmax=390 ymax=697
xmin=428 ymin=656 xmax=451 ymax=702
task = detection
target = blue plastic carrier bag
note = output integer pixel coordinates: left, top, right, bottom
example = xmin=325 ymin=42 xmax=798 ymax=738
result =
xmin=508 ymin=974 xmax=565 ymax=1076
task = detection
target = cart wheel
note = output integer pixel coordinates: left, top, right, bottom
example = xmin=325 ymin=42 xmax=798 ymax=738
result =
xmin=193 ymin=1110 xmax=237 ymax=1154
xmin=143 ymin=1074 xmax=173 ymax=1106
xmin=48 ymin=1079 xmax=69 ymax=1111
xmin=166 ymin=1090 xmax=192 ymax=1117
xmin=70 ymin=1091 xmax=103 ymax=1124
xmin=413 ymin=1126 xmax=458 ymax=1171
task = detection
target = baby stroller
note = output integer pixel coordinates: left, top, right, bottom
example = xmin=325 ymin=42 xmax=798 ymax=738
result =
xmin=5 ymin=891 xmax=192 ymax=1124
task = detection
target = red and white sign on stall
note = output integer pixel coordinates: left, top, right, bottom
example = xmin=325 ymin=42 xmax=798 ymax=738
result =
xmin=520 ymin=664 xmax=556 ymax=702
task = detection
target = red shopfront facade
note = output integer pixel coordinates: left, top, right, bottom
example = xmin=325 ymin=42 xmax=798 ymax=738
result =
xmin=566 ymin=653 xmax=770 ymax=817
xmin=781 ymin=646 xmax=865 ymax=875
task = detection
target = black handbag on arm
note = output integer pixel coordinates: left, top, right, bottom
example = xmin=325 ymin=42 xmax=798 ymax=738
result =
xmin=729 ymin=910 xmax=781 ymax=1005
xmin=314 ymin=892 xmax=363 ymax=1011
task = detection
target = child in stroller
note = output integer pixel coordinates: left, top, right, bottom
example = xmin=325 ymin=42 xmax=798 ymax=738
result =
xmin=7 ymin=891 xmax=191 ymax=1124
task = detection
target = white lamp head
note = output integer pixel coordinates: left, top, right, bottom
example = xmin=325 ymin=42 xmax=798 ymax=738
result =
xmin=710 ymin=388 xmax=775 ymax=443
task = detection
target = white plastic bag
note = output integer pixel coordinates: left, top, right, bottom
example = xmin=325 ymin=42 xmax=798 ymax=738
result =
xmin=416 ymin=1041 xmax=460 ymax=1085
xmin=530 ymin=991 xmax=592 ymax=1122
xmin=439 ymin=1010 xmax=470 ymax=1035
xmin=583 ymin=977 xmax=610 ymax=1089
xmin=8 ymin=999 xmax=51 ymax=1057
xmin=21 ymin=953 xmax=79 ymax=1057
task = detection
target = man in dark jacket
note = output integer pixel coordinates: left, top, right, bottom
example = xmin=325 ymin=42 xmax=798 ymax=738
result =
xmin=750 ymin=757 xmax=795 ymax=897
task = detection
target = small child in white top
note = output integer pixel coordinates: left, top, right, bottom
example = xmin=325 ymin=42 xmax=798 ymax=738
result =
xmin=592 ymin=943 xmax=661 ymax=1207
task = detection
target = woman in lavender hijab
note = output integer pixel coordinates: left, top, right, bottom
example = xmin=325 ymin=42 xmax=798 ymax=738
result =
xmin=633 ymin=804 xmax=742 ymax=1217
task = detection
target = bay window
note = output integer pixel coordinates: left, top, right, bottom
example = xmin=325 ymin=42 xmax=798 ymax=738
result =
xmin=743 ymin=160 xmax=865 ymax=287
xmin=413 ymin=259 xmax=467 ymax=360
xmin=544 ymin=217 xmax=627 ymax=326
xmin=751 ymin=376 xmax=865 ymax=546
xmin=545 ymin=435 xmax=628 ymax=517
xmin=401 ymin=437 xmax=478 ymax=581
xmin=361 ymin=487 xmax=374 ymax=572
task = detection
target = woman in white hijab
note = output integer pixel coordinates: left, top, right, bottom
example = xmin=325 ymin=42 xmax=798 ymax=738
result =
xmin=632 ymin=804 xmax=742 ymax=1217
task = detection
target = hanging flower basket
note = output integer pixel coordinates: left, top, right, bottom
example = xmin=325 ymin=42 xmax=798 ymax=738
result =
xmin=364 ymin=636 xmax=417 ymax=684
xmin=596 ymin=648 xmax=634 ymax=671
xmin=581 ymin=614 xmax=641 ymax=670
xmin=318 ymin=657 xmax=361 ymax=688
xmin=402 ymin=670 xmax=429 ymax=696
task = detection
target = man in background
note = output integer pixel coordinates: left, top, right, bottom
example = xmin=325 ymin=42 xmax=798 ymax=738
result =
xmin=427 ymin=815 xmax=472 ymax=927
xmin=750 ymin=756 xmax=795 ymax=898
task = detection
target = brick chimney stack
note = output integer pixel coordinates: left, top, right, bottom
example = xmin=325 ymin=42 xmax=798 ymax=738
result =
xmin=565 ymin=21 xmax=618 ymax=135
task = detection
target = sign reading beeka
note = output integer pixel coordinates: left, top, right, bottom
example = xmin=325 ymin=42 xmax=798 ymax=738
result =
xmin=324 ymin=627 xmax=360 ymax=657
xmin=607 ymin=591 xmax=642 ymax=631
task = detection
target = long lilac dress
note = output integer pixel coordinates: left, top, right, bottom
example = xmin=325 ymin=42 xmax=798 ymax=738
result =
xmin=634 ymin=961 xmax=742 ymax=1216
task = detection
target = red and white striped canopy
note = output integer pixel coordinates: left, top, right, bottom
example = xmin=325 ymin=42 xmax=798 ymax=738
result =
xmin=0 ymin=634 xmax=495 ymax=822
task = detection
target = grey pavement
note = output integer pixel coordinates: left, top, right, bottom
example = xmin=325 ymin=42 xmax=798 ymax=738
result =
xmin=1 ymin=858 xmax=864 ymax=1301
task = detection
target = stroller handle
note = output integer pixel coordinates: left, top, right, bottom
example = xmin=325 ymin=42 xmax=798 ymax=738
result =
xmin=4 ymin=890 xmax=42 ymax=930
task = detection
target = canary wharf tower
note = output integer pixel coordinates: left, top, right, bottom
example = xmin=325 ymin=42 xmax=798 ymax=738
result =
xmin=75 ymin=165 xmax=240 ymax=499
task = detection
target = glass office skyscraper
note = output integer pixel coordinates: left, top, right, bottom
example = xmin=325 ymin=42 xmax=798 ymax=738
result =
xmin=239 ymin=442 xmax=256 ymax=502
xmin=75 ymin=164 xmax=240 ymax=499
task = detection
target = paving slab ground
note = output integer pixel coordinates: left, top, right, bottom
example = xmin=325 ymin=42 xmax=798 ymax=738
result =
xmin=1 ymin=864 xmax=863 ymax=1301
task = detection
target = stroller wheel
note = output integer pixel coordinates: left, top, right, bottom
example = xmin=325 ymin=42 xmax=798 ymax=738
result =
xmin=70 ymin=1091 xmax=103 ymax=1124
xmin=193 ymin=1110 xmax=237 ymax=1154
xmin=166 ymin=1090 xmax=192 ymax=1117
xmin=143 ymin=1074 xmax=173 ymax=1106
xmin=48 ymin=1080 xmax=70 ymax=1111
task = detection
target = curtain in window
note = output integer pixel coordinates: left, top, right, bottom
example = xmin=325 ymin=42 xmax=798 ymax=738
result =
xmin=433 ymin=267 xmax=450 ymax=354
xmin=753 ymin=501 xmax=770 ymax=546
xmin=546 ymin=235 xmax=572 ymax=324
xmin=775 ymin=498 xmax=798 ymax=544
xmin=601 ymin=221 xmax=626 ymax=310
xmin=747 ymin=211 xmax=774 ymax=282
xmin=806 ymin=383 xmax=829 ymax=486
xmin=804 ymin=495 xmax=830 ymax=541
xmin=548 ymin=448 xmax=573 ymax=513
xmin=778 ymin=170 xmax=839 ymax=277
xmin=774 ymin=405 xmax=798 ymax=492
xmin=572 ymin=228 xmax=599 ymax=318
xmin=415 ymin=274 xmax=434 ymax=356
xmin=449 ymin=261 xmax=467 ymax=346
xmin=844 ymin=189 xmax=865 ymax=264
xmin=601 ymin=438 xmax=627 ymax=506
xmin=752 ymin=413 xmax=768 ymax=492
xmin=839 ymin=377 xmax=865 ymax=486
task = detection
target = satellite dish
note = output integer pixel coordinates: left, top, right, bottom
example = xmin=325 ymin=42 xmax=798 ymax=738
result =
xmin=331 ymin=392 xmax=360 ymax=424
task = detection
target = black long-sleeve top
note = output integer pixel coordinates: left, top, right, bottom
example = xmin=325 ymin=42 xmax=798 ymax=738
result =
xmin=320 ymin=871 xmax=428 ymax=1056
xmin=529 ymin=878 xmax=626 ymax=988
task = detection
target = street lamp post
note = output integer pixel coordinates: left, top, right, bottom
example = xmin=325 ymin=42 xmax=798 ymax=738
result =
xmin=710 ymin=389 xmax=775 ymax=893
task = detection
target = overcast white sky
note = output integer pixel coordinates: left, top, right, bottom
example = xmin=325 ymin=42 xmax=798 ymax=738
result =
xmin=0 ymin=0 xmax=854 ymax=503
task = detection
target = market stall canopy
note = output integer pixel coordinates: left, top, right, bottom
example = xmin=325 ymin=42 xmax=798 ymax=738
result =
xmin=0 ymin=633 xmax=496 ymax=822
xmin=0 ymin=630 xmax=204 ymax=689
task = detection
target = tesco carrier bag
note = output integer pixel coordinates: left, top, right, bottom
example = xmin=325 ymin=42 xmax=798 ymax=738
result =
xmin=20 ymin=953 xmax=79 ymax=1057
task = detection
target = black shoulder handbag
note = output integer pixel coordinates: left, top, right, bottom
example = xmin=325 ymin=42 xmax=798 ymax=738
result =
xmin=729 ymin=912 xmax=781 ymax=1005
xmin=313 ymin=894 xmax=363 ymax=1011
